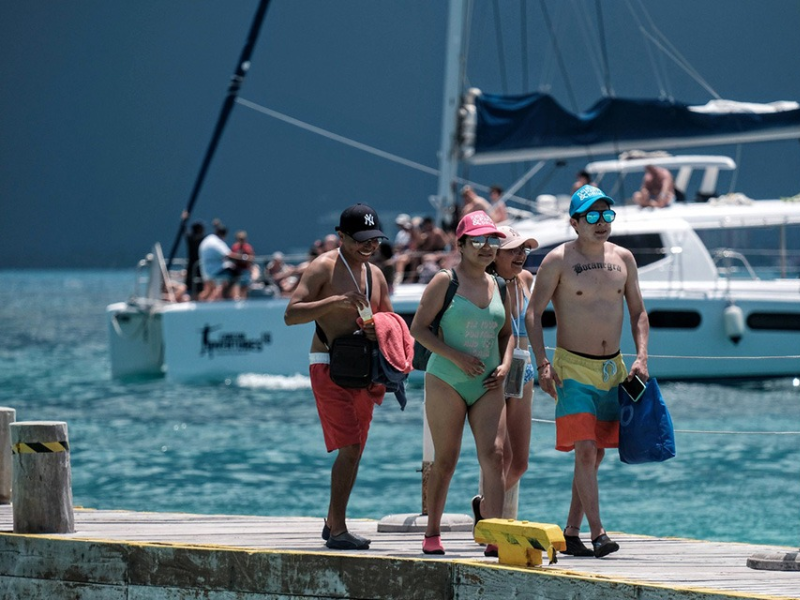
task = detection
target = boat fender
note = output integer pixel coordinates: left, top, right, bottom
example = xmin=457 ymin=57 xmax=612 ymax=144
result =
xmin=723 ymin=303 xmax=744 ymax=345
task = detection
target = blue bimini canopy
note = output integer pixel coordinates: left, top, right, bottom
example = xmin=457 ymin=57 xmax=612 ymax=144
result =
xmin=464 ymin=92 xmax=800 ymax=165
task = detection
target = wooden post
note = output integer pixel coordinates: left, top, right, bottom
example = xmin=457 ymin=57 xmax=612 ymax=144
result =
xmin=11 ymin=421 xmax=74 ymax=534
xmin=0 ymin=407 xmax=16 ymax=504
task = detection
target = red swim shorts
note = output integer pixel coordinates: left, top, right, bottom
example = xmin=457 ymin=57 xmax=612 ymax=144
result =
xmin=310 ymin=363 xmax=385 ymax=453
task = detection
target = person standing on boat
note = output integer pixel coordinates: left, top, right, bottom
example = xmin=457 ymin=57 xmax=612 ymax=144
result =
xmin=633 ymin=164 xmax=675 ymax=208
xmin=526 ymin=185 xmax=649 ymax=558
xmin=284 ymin=203 xmax=392 ymax=551
xmin=410 ymin=210 xmax=513 ymax=556
xmin=183 ymin=216 xmax=205 ymax=299
xmin=487 ymin=226 xmax=538 ymax=514
xmin=197 ymin=221 xmax=250 ymax=301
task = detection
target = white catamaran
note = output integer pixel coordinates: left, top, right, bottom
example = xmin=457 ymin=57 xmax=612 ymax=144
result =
xmin=107 ymin=0 xmax=800 ymax=383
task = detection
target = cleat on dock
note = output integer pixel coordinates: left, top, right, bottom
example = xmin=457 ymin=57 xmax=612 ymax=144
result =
xmin=474 ymin=519 xmax=566 ymax=567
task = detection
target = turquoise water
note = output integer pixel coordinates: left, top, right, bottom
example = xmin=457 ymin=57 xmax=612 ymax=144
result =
xmin=1 ymin=270 xmax=799 ymax=547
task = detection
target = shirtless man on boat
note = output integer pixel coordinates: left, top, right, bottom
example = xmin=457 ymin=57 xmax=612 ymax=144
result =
xmin=633 ymin=164 xmax=676 ymax=208
xmin=284 ymin=203 xmax=392 ymax=550
xmin=526 ymin=184 xmax=649 ymax=558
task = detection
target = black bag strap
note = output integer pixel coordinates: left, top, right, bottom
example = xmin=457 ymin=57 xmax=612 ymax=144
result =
xmin=430 ymin=269 xmax=459 ymax=334
xmin=494 ymin=275 xmax=507 ymax=303
xmin=315 ymin=262 xmax=373 ymax=349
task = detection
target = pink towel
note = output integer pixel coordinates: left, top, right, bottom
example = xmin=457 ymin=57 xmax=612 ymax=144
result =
xmin=372 ymin=312 xmax=414 ymax=374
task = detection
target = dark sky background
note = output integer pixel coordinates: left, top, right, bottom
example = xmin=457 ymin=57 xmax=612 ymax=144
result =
xmin=2 ymin=1 xmax=800 ymax=268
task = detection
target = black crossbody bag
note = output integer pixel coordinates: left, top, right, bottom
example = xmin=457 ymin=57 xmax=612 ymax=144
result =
xmin=316 ymin=266 xmax=376 ymax=388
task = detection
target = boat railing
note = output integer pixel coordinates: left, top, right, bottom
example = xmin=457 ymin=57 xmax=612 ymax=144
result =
xmin=713 ymin=249 xmax=760 ymax=280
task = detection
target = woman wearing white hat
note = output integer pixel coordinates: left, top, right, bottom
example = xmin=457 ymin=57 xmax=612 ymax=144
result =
xmin=488 ymin=225 xmax=539 ymax=513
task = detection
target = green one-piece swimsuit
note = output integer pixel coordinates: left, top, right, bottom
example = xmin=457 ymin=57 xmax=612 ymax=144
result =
xmin=426 ymin=281 xmax=505 ymax=405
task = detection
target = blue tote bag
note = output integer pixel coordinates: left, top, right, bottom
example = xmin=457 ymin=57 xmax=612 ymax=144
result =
xmin=618 ymin=377 xmax=676 ymax=464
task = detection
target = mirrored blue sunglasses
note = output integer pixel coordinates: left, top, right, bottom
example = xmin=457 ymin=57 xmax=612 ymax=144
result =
xmin=469 ymin=235 xmax=502 ymax=249
xmin=580 ymin=209 xmax=616 ymax=224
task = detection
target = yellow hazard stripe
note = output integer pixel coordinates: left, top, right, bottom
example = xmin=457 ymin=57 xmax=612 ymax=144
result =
xmin=12 ymin=441 xmax=70 ymax=454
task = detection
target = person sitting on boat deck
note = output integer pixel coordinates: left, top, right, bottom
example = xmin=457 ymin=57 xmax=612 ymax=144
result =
xmin=571 ymin=169 xmax=595 ymax=193
xmin=410 ymin=210 xmax=513 ymax=557
xmin=487 ymin=225 xmax=538 ymax=518
xmin=197 ymin=221 xmax=251 ymax=301
xmin=265 ymin=251 xmax=298 ymax=296
xmin=230 ymin=230 xmax=256 ymax=300
xmin=633 ymin=164 xmax=676 ymax=208
xmin=460 ymin=185 xmax=492 ymax=219
xmin=392 ymin=213 xmax=420 ymax=284
xmin=183 ymin=215 xmax=205 ymax=299
xmin=488 ymin=185 xmax=508 ymax=223
xmin=284 ymin=203 xmax=393 ymax=551
xmin=525 ymin=185 xmax=649 ymax=559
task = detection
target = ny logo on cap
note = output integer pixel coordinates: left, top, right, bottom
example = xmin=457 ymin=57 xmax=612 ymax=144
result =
xmin=364 ymin=214 xmax=375 ymax=227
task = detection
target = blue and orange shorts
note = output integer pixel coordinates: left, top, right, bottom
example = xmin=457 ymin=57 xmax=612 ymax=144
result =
xmin=309 ymin=353 xmax=385 ymax=453
xmin=552 ymin=347 xmax=626 ymax=452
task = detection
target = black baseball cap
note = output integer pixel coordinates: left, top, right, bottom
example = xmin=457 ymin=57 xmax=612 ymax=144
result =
xmin=336 ymin=203 xmax=387 ymax=242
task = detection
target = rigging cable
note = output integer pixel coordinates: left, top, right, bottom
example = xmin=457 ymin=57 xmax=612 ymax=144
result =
xmin=623 ymin=0 xmax=670 ymax=100
xmin=520 ymin=0 xmax=529 ymax=92
xmin=538 ymin=0 xmax=580 ymax=113
xmin=491 ymin=0 xmax=509 ymax=93
xmin=593 ymin=0 xmax=614 ymax=98
xmin=531 ymin=418 xmax=800 ymax=436
xmin=632 ymin=0 xmax=720 ymax=100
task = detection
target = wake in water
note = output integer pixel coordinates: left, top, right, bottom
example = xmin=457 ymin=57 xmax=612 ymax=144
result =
xmin=235 ymin=373 xmax=311 ymax=389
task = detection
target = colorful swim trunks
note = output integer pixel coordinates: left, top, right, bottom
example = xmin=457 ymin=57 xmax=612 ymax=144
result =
xmin=309 ymin=353 xmax=385 ymax=453
xmin=552 ymin=347 xmax=626 ymax=452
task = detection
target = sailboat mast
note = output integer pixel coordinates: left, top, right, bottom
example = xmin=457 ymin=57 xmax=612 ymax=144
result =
xmin=166 ymin=0 xmax=273 ymax=269
xmin=433 ymin=0 xmax=468 ymax=229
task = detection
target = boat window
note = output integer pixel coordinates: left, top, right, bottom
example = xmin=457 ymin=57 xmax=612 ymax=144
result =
xmin=648 ymin=310 xmax=701 ymax=329
xmin=608 ymin=233 xmax=666 ymax=268
xmin=747 ymin=313 xmax=800 ymax=331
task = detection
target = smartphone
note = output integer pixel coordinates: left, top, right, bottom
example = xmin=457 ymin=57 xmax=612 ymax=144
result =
xmin=620 ymin=375 xmax=646 ymax=402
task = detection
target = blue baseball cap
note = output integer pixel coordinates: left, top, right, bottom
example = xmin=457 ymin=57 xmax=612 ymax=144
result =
xmin=569 ymin=185 xmax=615 ymax=217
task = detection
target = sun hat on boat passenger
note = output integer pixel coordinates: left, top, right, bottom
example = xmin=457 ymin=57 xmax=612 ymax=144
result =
xmin=456 ymin=210 xmax=507 ymax=239
xmin=569 ymin=185 xmax=615 ymax=217
xmin=497 ymin=225 xmax=538 ymax=250
xmin=336 ymin=203 xmax=387 ymax=242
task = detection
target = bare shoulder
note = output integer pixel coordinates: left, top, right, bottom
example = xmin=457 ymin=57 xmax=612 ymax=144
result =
xmin=540 ymin=242 xmax=569 ymax=269
xmin=609 ymin=242 xmax=636 ymax=264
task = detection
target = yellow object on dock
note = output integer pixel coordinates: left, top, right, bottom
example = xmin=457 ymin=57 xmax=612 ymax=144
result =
xmin=474 ymin=518 xmax=566 ymax=567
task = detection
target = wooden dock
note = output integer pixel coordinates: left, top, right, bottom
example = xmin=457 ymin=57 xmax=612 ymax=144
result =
xmin=0 ymin=505 xmax=796 ymax=599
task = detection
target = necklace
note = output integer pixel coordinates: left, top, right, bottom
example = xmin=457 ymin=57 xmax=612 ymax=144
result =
xmin=337 ymin=248 xmax=370 ymax=298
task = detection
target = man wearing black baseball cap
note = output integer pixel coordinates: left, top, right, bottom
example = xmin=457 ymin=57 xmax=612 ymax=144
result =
xmin=285 ymin=203 xmax=391 ymax=550
xmin=335 ymin=203 xmax=386 ymax=242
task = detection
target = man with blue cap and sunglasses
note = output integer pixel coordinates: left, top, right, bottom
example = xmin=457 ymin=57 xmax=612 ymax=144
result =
xmin=525 ymin=185 xmax=650 ymax=559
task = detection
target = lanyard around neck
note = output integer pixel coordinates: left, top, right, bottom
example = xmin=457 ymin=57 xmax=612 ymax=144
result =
xmin=510 ymin=277 xmax=523 ymax=347
xmin=338 ymin=248 xmax=370 ymax=298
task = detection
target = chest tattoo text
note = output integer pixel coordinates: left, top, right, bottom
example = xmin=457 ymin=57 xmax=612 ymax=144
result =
xmin=572 ymin=262 xmax=622 ymax=275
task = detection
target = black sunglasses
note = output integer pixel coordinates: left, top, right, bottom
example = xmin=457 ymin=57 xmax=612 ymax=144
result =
xmin=579 ymin=209 xmax=616 ymax=224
